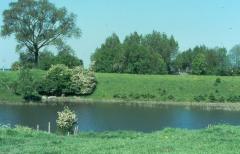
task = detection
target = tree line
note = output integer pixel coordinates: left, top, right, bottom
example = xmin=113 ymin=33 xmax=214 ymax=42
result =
xmin=92 ymin=32 xmax=240 ymax=76
xmin=12 ymin=44 xmax=83 ymax=70
xmin=2 ymin=0 xmax=240 ymax=76
xmin=91 ymin=31 xmax=178 ymax=74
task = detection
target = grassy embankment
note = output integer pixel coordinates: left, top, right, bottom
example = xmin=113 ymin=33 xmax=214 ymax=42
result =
xmin=0 ymin=125 xmax=240 ymax=153
xmin=0 ymin=70 xmax=45 ymax=103
xmin=1 ymin=70 xmax=240 ymax=104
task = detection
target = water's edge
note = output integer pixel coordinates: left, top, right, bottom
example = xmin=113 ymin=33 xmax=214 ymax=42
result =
xmin=1 ymin=97 xmax=240 ymax=111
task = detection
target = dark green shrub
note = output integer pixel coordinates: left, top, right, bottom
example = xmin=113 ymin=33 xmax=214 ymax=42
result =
xmin=18 ymin=69 xmax=41 ymax=101
xmin=215 ymin=78 xmax=221 ymax=84
xmin=9 ymin=80 xmax=20 ymax=95
xmin=120 ymin=94 xmax=127 ymax=99
xmin=227 ymin=96 xmax=240 ymax=103
xmin=113 ymin=94 xmax=127 ymax=99
xmin=129 ymin=93 xmax=141 ymax=99
xmin=194 ymin=95 xmax=206 ymax=102
xmin=168 ymin=95 xmax=175 ymax=100
xmin=37 ymin=64 xmax=72 ymax=96
xmin=159 ymin=89 xmax=167 ymax=96
xmin=208 ymin=93 xmax=217 ymax=102
xmin=141 ymin=93 xmax=156 ymax=100
xmin=218 ymin=96 xmax=225 ymax=103
xmin=214 ymin=78 xmax=222 ymax=86
xmin=113 ymin=94 xmax=121 ymax=99
xmin=134 ymin=94 xmax=141 ymax=99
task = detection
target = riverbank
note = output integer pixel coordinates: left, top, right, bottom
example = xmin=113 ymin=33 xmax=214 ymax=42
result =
xmin=40 ymin=97 xmax=240 ymax=111
xmin=2 ymin=97 xmax=240 ymax=111
xmin=1 ymin=70 xmax=240 ymax=106
xmin=1 ymin=125 xmax=240 ymax=153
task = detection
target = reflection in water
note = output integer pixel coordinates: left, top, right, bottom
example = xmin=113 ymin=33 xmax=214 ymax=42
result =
xmin=0 ymin=103 xmax=240 ymax=132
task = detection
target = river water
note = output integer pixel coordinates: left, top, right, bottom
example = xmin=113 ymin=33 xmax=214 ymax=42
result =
xmin=0 ymin=103 xmax=240 ymax=132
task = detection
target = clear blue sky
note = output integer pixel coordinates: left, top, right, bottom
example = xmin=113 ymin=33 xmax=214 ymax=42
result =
xmin=0 ymin=0 xmax=240 ymax=68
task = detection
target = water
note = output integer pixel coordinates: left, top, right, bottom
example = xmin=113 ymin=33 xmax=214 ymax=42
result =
xmin=0 ymin=103 xmax=240 ymax=132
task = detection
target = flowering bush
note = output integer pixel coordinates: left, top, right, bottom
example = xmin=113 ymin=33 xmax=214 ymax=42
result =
xmin=37 ymin=64 xmax=97 ymax=96
xmin=71 ymin=66 xmax=97 ymax=95
xmin=56 ymin=106 xmax=77 ymax=133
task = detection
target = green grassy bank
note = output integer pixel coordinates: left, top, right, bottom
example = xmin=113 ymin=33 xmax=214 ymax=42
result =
xmin=1 ymin=125 xmax=240 ymax=154
xmin=1 ymin=70 xmax=240 ymax=104
xmin=90 ymin=73 xmax=240 ymax=103
xmin=0 ymin=70 xmax=45 ymax=103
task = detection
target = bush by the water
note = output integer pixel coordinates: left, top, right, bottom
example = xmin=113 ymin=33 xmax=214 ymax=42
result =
xmin=16 ymin=69 xmax=41 ymax=101
xmin=56 ymin=106 xmax=77 ymax=134
xmin=227 ymin=96 xmax=240 ymax=103
xmin=208 ymin=93 xmax=217 ymax=102
xmin=37 ymin=64 xmax=97 ymax=96
xmin=71 ymin=66 xmax=97 ymax=95
xmin=37 ymin=64 xmax=72 ymax=96
xmin=194 ymin=95 xmax=206 ymax=102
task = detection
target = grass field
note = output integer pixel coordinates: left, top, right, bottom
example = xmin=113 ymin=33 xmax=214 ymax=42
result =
xmin=0 ymin=70 xmax=45 ymax=103
xmin=0 ymin=125 xmax=240 ymax=154
xmin=1 ymin=70 xmax=240 ymax=103
xmin=90 ymin=73 xmax=240 ymax=102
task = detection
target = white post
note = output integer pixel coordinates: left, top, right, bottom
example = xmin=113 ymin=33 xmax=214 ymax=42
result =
xmin=76 ymin=126 xmax=79 ymax=134
xmin=74 ymin=126 xmax=77 ymax=135
xmin=36 ymin=124 xmax=39 ymax=131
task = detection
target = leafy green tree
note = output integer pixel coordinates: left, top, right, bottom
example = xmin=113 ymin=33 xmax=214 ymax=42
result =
xmin=211 ymin=47 xmax=230 ymax=75
xmin=1 ymin=0 xmax=81 ymax=65
xmin=92 ymin=32 xmax=168 ymax=74
xmin=55 ymin=45 xmax=83 ymax=68
xmin=18 ymin=69 xmax=40 ymax=101
xmin=38 ymin=50 xmax=56 ymax=70
xmin=174 ymin=49 xmax=193 ymax=72
xmin=122 ymin=32 xmax=167 ymax=74
xmin=229 ymin=44 xmax=240 ymax=68
xmin=142 ymin=31 xmax=178 ymax=71
xmin=192 ymin=53 xmax=207 ymax=75
xmin=91 ymin=33 xmax=124 ymax=72
xmin=175 ymin=46 xmax=230 ymax=75
xmin=19 ymin=52 xmax=35 ymax=68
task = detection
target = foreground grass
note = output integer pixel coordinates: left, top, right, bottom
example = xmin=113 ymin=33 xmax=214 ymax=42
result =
xmin=1 ymin=125 xmax=240 ymax=154
xmin=1 ymin=70 xmax=240 ymax=104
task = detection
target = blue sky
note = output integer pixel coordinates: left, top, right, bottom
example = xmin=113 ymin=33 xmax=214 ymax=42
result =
xmin=0 ymin=0 xmax=240 ymax=68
